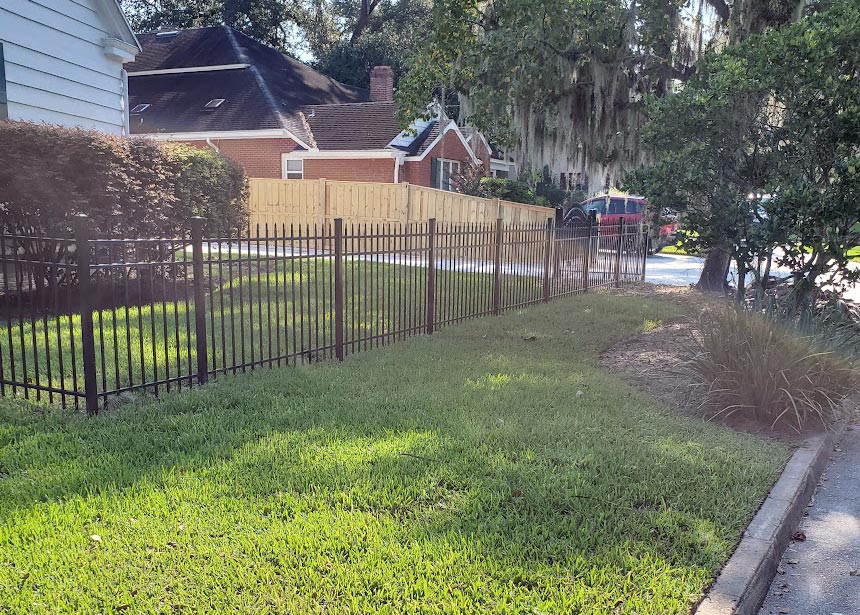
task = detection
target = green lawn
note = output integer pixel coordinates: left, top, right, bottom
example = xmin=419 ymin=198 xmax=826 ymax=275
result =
xmin=0 ymin=258 xmax=513 ymax=406
xmin=0 ymin=293 xmax=787 ymax=614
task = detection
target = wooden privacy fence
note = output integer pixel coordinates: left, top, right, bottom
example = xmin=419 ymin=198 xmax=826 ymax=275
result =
xmin=249 ymin=178 xmax=554 ymax=229
xmin=0 ymin=216 xmax=647 ymax=414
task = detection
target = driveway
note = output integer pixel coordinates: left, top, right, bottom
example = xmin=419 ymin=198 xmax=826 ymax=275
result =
xmin=645 ymin=252 xmax=860 ymax=303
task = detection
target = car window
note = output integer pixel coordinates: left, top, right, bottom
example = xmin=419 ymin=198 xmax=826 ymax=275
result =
xmin=584 ymin=198 xmax=606 ymax=214
xmin=608 ymin=198 xmax=625 ymax=214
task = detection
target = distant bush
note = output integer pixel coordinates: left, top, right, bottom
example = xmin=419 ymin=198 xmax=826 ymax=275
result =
xmin=0 ymin=122 xmax=247 ymax=237
xmin=688 ymin=308 xmax=857 ymax=431
xmin=477 ymin=177 xmax=539 ymax=205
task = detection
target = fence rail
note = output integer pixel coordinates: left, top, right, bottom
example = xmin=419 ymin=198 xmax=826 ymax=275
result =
xmin=0 ymin=216 xmax=647 ymax=414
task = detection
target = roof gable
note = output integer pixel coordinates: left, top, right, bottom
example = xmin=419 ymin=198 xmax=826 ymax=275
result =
xmin=128 ymin=26 xmax=369 ymax=140
xmin=94 ymin=0 xmax=140 ymax=52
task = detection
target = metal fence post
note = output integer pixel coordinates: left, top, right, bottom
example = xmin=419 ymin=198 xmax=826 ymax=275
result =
xmin=492 ymin=217 xmax=503 ymax=314
xmin=73 ymin=214 xmax=99 ymax=415
xmin=542 ymin=217 xmax=553 ymax=302
xmin=582 ymin=212 xmax=595 ymax=292
xmin=333 ymin=218 xmax=345 ymax=361
xmin=425 ymin=218 xmax=436 ymax=334
xmin=190 ymin=217 xmax=209 ymax=385
xmin=641 ymin=226 xmax=648 ymax=281
xmin=614 ymin=217 xmax=624 ymax=287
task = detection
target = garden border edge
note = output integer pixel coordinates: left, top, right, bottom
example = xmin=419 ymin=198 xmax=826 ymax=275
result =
xmin=693 ymin=398 xmax=857 ymax=615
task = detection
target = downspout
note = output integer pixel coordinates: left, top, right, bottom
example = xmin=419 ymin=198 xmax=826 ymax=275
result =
xmin=121 ymin=69 xmax=130 ymax=136
xmin=205 ymin=137 xmax=220 ymax=153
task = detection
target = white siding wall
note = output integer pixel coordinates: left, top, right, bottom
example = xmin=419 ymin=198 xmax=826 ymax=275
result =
xmin=0 ymin=0 xmax=130 ymax=134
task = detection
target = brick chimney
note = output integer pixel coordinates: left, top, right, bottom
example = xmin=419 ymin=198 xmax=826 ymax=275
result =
xmin=370 ymin=66 xmax=394 ymax=102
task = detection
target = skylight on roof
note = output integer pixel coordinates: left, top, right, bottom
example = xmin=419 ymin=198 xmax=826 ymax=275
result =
xmin=204 ymin=99 xmax=225 ymax=109
xmin=130 ymin=104 xmax=150 ymax=114
xmin=155 ymin=31 xmax=179 ymax=38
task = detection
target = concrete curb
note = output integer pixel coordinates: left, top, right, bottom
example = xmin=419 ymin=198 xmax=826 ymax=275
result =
xmin=694 ymin=420 xmax=849 ymax=615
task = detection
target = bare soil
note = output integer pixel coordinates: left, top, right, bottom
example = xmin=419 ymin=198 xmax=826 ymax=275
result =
xmin=600 ymin=284 xmax=809 ymax=442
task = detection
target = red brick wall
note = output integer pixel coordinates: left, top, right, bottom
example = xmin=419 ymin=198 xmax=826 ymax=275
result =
xmin=210 ymin=138 xmax=300 ymax=178
xmin=401 ymin=129 xmax=478 ymax=187
xmin=303 ymin=158 xmax=396 ymax=183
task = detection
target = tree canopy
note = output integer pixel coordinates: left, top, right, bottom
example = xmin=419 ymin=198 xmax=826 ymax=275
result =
xmin=396 ymin=0 xmax=803 ymax=191
xmin=120 ymin=0 xmax=431 ymax=88
xmin=627 ymin=0 xmax=860 ymax=301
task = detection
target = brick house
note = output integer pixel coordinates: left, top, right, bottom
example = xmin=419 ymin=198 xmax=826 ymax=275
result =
xmin=126 ymin=26 xmax=515 ymax=187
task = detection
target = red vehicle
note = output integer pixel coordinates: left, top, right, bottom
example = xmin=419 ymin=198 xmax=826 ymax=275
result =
xmin=563 ymin=194 xmax=680 ymax=253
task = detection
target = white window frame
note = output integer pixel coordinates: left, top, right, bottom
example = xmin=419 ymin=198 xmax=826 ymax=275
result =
xmin=438 ymin=158 xmax=460 ymax=191
xmin=284 ymin=158 xmax=304 ymax=179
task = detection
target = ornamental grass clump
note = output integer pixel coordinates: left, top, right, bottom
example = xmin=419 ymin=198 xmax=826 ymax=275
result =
xmin=688 ymin=308 xmax=858 ymax=432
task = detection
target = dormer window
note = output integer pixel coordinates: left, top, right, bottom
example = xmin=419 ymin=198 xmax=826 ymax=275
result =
xmin=130 ymin=103 xmax=150 ymax=114
xmin=204 ymin=99 xmax=225 ymax=109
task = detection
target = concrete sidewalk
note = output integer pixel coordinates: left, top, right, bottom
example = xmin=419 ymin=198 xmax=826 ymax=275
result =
xmin=758 ymin=425 xmax=860 ymax=615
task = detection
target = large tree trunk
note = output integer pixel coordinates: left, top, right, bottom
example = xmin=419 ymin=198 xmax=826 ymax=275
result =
xmin=697 ymin=247 xmax=731 ymax=292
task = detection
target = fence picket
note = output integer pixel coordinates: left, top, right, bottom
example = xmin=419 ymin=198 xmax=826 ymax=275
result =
xmin=0 ymin=218 xmax=645 ymax=412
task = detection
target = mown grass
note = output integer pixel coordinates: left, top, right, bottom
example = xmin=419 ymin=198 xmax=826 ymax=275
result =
xmin=0 ymin=293 xmax=787 ymax=614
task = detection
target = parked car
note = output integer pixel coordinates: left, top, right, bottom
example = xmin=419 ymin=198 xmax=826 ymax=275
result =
xmin=562 ymin=194 xmax=680 ymax=253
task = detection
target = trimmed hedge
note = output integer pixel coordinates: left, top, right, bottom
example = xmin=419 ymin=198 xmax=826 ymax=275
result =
xmin=0 ymin=122 xmax=247 ymax=237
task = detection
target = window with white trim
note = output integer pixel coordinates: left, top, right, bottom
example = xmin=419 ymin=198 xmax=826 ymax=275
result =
xmin=284 ymin=159 xmax=303 ymax=179
xmin=438 ymin=159 xmax=460 ymax=191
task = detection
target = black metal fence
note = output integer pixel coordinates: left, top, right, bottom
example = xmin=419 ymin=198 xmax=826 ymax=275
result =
xmin=0 ymin=215 xmax=647 ymax=414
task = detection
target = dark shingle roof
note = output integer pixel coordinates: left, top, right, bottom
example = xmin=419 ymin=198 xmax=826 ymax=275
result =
xmin=129 ymin=69 xmax=282 ymax=133
xmin=128 ymin=26 xmax=368 ymax=138
xmin=302 ymin=102 xmax=401 ymax=150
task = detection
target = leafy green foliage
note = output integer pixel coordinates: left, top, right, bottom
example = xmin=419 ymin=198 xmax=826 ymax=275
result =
xmin=0 ymin=294 xmax=787 ymax=613
xmin=453 ymin=167 xmax=543 ymax=205
xmin=688 ymin=307 xmax=857 ymax=431
xmin=628 ymin=0 xmax=860 ymax=302
xmin=312 ymin=0 xmax=431 ymax=88
xmin=121 ymin=0 xmax=431 ymax=89
xmin=0 ymin=122 xmax=247 ymax=238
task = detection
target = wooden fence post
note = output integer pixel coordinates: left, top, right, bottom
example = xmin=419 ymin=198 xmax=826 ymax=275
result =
xmin=403 ymin=182 xmax=412 ymax=223
xmin=319 ymin=178 xmax=328 ymax=228
xmin=73 ymin=214 xmax=99 ymax=416
xmin=542 ymin=217 xmax=553 ymax=302
xmin=493 ymin=217 xmax=503 ymax=314
xmin=582 ymin=212 xmax=595 ymax=292
xmin=426 ymin=218 xmax=436 ymax=334
xmin=190 ymin=217 xmax=209 ymax=385
xmin=614 ymin=217 xmax=624 ymax=287
xmin=333 ymin=218 xmax=345 ymax=361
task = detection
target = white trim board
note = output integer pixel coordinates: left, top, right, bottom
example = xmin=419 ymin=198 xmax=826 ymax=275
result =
xmin=142 ymin=128 xmax=311 ymax=150
xmin=127 ymin=64 xmax=250 ymax=76
xmin=403 ymin=120 xmax=480 ymax=166
xmin=282 ymin=150 xmax=405 ymax=160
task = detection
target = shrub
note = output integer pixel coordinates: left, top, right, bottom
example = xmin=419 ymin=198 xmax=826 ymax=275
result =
xmin=0 ymin=122 xmax=247 ymax=237
xmin=688 ymin=307 xmax=857 ymax=431
xmin=169 ymin=144 xmax=248 ymax=235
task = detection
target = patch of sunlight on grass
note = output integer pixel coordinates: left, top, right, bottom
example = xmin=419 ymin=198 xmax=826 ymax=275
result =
xmin=0 ymin=293 xmax=789 ymax=614
xmin=643 ymin=318 xmax=663 ymax=332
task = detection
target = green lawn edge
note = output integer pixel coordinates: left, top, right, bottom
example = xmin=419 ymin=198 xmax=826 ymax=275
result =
xmin=0 ymin=293 xmax=788 ymax=614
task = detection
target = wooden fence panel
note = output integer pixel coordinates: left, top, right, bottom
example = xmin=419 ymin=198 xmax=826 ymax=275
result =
xmin=249 ymin=178 xmax=322 ymax=231
xmin=248 ymin=179 xmax=555 ymax=233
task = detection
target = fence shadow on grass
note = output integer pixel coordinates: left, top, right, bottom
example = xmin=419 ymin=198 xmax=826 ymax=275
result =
xmin=0 ymin=296 xmax=784 ymax=590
